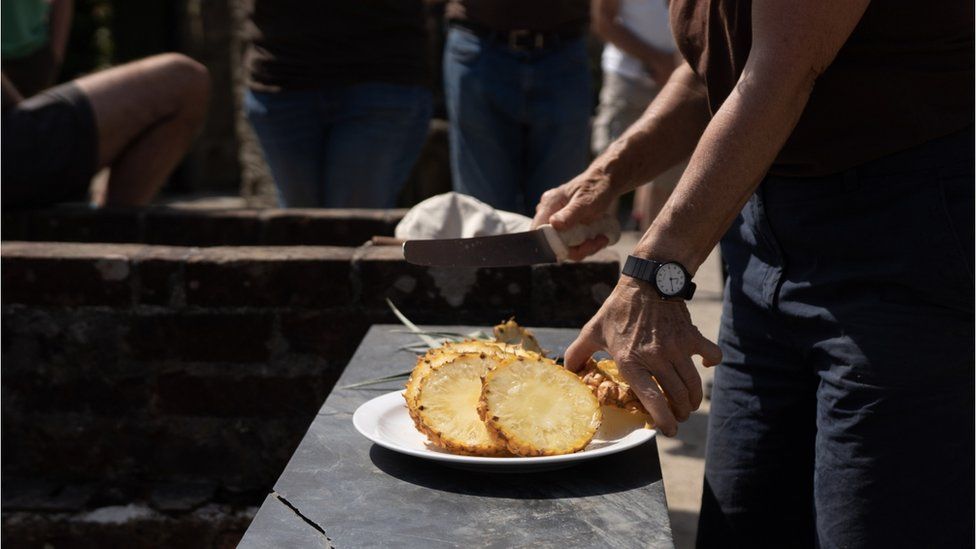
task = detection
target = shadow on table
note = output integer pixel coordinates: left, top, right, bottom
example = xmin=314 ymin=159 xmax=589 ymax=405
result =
xmin=369 ymin=441 xmax=662 ymax=499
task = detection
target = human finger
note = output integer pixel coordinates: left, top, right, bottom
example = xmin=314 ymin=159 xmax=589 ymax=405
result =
xmin=673 ymin=353 xmax=703 ymax=411
xmin=647 ymin=358 xmax=692 ymax=422
xmin=532 ymin=189 xmax=568 ymax=229
xmin=563 ymin=326 xmax=604 ymax=372
xmin=619 ymin=362 xmax=678 ymax=436
xmin=549 ymin=193 xmax=600 ymax=230
xmin=566 ymin=235 xmax=610 ymax=261
xmin=689 ymin=328 xmax=723 ymax=367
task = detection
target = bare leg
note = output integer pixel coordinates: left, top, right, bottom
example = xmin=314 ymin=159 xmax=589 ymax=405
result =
xmin=74 ymin=53 xmax=210 ymax=206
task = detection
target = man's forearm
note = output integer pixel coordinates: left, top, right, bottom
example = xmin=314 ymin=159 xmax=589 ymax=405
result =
xmin=633 ymin=68 xmax=814 ymax=273
xmin=630 ymin=0 xmax=870 ymax=275
xmin=593 ymin=62 xmax=711 ymax=193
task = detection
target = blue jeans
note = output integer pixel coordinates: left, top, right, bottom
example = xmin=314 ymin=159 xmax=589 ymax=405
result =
xmin=245 ymin=83 xmax=432 ymax=208
xmin=697 ymin=128 xmax=975 ymax=548
xmin=443 ymin=27 xmax=591 ymax=215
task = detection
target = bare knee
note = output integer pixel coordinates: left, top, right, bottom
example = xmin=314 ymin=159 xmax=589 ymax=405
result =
xmin=153 ymin=53 xmax=210 ymax=116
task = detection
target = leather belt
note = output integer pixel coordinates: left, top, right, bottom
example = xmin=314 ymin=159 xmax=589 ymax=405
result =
xmin=450 ymin=21 xmax=583 ymax=51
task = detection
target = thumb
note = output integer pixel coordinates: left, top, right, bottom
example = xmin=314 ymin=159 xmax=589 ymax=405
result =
xmin=549 ymin=195 xmax=594 ymax=231
xmin=693 ymin=330 xmax=723 ymax=367
xmin=563 ymin=329 xmax=603 ymax=372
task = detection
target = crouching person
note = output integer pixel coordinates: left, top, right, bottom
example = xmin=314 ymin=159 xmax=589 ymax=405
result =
xmin=1 ymin=53 xmax=210 ymax=209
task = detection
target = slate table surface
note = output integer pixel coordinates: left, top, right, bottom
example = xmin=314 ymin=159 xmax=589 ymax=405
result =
xmin=239 ymin=325 xmax=673 ymax=549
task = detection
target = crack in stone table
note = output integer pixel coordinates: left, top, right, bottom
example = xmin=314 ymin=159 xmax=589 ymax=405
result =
xmin=239 ymin=325 xmax=673 ymax=548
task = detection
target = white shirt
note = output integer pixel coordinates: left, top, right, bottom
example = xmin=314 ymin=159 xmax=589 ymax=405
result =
xmin=601 ymin=0 xmax=676 ymax=83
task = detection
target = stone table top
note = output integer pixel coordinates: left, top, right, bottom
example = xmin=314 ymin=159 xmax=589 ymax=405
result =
xmin=239 ymin=325 xmax=672 ymax=549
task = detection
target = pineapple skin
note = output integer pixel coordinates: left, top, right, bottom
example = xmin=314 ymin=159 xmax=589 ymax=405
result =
xmin=479 ymin=356 xmax=602 ymax=457
xmin=413 ymin=352 xmax=510 ymax=457
xmin=578 ymin=358 xmax=650 ymax=417
xmin=492 ymin=318 xmax=545 ymax=355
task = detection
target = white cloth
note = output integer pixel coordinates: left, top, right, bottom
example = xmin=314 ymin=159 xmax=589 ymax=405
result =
xmin=395 ymin=192 xmax=532 ymax=240
xmin=601 ymin=0 xmax=676 ymax=83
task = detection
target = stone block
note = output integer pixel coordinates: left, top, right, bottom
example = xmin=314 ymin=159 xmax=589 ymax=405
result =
xmin=25 ymin=206 xmax=142 ymax=243
xmin=148 ymin=417 xmax=308 ymax=488
xmin=1 ymin=413 xmax=155 ymax=481
xmin=0 ymin=242 xmax=137 ymax=307
xmin=125 ymin=312 xmax=273 ymax=363
xmin=149 ymin=482 xmax=217 ymax=512
xmin=184 ymin=246 xmax=354 ymax=307
xmin=278 ymin=309 xmax=371 ymax=360
xmin=154 ymin=369 xmax=330 ymax=418
xmin=144 ymin=208 xmax=262 ymax=246
xmin=355 ymin=244 xmax=533 ymax=323
xmin=1 ymin=209 xmax=29 ymax=240
xmin=261 ymin=208 xmax=405 ymax=246
xmin=2 ymin=374 xmax=150 ymax=416
xmin=530 ymin=249 xmax=620 ymax=326
xmin=1 ymin=504 xmax=254 ymax=549
xmin=131 ymin=246 xmax=191 ymax=306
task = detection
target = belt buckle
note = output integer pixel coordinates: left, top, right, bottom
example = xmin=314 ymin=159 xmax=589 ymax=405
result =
xmin=508 ymin=29 xmax=543 ymax=51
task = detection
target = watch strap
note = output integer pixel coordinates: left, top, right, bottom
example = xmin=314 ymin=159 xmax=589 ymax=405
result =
xmin=621 ymin=255 xmax=696 ymax=300
xmin=622 ymin=255 xmax=660 ymax=282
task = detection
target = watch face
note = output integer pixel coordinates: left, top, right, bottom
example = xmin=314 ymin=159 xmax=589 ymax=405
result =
xmin=655 ymin=263 xmax=686 ymax=296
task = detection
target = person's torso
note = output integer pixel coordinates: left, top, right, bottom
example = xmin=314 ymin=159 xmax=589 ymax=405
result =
xmin=245 ymin=0 xmax=429 ymax=91
xmin=670 ymin=0 xmax=975 ymax=176
xmin=1 ymin=0 xmax=50 ymax=59
xmin=602 ymin=0 xmax=676 ymax=82
xmin=446 ymin=0 xmax=589 ymax=33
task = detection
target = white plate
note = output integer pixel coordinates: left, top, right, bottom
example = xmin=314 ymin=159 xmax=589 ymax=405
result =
xmin=353 ymin=391 xmax=656 ymax=473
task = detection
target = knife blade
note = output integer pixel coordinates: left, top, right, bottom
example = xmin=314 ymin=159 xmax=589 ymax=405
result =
xmin=402 ymin=214 xmax=621 ymax=268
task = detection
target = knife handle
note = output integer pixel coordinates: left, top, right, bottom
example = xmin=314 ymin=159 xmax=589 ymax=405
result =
xmin=540 ymin=214 xmax=622 ymax=262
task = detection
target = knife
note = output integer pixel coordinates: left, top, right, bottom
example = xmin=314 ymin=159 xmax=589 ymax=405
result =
xmin=402 ymin=214 xmax=621 ymax=267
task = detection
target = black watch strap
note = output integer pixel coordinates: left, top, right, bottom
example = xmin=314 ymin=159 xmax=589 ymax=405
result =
xmin=621 ymin=255 xmax=696 ymax=300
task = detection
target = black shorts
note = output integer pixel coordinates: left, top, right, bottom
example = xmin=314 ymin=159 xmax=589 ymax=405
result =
xmin=1 ymin=81 xmax=98 ymax=209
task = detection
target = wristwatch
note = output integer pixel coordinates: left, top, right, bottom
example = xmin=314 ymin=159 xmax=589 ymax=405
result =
xmin=622 ymin=255 xmax=696 ymax=300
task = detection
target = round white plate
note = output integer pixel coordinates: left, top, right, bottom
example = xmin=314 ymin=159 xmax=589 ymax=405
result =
xmin=353 ymin=391 xmax=656 ymax=473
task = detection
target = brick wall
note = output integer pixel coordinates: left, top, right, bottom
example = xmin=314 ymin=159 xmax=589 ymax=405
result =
xmin=1 ymin=209 xmax=620 ymax=546
xmin=2 ymin=205 xmax=406 ymax=247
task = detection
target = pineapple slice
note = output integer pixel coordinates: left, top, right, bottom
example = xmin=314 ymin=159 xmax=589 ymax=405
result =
xmin=578 ymin=358 xmax=650 ymax=416
xmin=414 ymin=352 xmax=508 ymax=456
xmin=404 ymin=339 xmax=536 ymax=426
xmin=479 ymin=356 xmax=601 ymax=456
xmin=492 ymin=318 xmax=544 ymax=355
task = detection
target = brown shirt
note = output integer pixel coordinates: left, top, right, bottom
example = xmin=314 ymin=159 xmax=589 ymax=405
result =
xmin=671 ymin=0 xmax=975 ymax=177
xmin=446 ymin=0 xmax=589 ymax=33
xmin=245 ymin=0 xmax=429 ymax=92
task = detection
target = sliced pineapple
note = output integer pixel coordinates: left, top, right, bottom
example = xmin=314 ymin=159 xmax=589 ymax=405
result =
xmin=479 ymin=356 xmax=601 ymax=456
xmin=404 ymin=339 xmax=536 ymax=426
xmin=414 ymin=352 xmax=508 ymax=456
xmin=492 ymin=318 xmax=544 ymax=355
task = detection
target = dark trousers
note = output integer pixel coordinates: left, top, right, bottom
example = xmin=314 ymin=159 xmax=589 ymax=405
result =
xmin=698 ymin=127 xmax=975 ymax=548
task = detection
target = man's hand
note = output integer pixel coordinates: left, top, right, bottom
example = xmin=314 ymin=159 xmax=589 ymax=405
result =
xmin=563 ymin=277 xmax=722 ymax=436
xmin=532 ymin=169 xmax=617 ymax=261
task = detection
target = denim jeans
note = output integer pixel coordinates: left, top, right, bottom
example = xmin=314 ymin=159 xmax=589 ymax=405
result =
xmin=697 ymin=127 xmax=975 ymax=548
xmin=245 ymin=83 xmax=432 ymax=208
xmin=443 ymin=27 xmax=591 ymax=215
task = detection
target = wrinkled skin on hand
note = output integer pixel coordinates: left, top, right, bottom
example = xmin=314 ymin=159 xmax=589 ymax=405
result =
xmin=563 ymin=277 xmax=722 ymax=437
xmin=532 ymin=170 xmax=616 ymax=261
